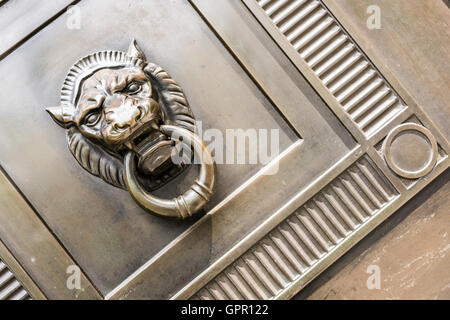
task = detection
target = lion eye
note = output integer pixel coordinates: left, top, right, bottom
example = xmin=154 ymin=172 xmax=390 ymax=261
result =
xmin=127 ymin=82 xmax=142 ymax=94
xmin=84 ymin=111 xmax=101 ymax=126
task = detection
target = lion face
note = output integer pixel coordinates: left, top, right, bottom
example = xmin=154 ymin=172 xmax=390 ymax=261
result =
xmin=74 ymin=67 xmax=160 ymax=150
xmin=46 ymin=40 xmax=196 ymax=190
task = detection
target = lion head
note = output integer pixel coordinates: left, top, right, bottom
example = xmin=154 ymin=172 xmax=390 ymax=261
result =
xmin=46 ymin=40 xmax=195 ymax=190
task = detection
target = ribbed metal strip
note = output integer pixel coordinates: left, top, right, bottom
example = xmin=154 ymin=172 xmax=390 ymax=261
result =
xmin=194 ymin=155 xmax=397 ymax=300
xmin=0 ymin=259 xmax=32 ymax=300
xmin=255 ymin=0 xmax=406 ymax=136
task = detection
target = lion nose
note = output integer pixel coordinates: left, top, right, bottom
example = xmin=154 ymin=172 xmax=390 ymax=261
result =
xmin=104 ymin=95 xmax=123 ymax=109
xmin=104 ymin=96 xmax=142 ymax=129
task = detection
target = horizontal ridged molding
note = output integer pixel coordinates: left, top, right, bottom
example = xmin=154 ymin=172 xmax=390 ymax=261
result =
xmin=0 ymin=259 xmax=32 ymax=300
xmin=193 ymin=155 xmax=397 ymax=300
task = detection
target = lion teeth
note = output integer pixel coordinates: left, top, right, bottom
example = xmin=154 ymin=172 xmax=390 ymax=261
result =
xmin=124 ymin=141 xmax=134 ymax=149
xmin=151 ymin=121 xmax=159 ymax=130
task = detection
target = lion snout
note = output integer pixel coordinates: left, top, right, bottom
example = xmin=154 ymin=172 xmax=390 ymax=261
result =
xmin=101 ymin=98 xmax=161 ymax=147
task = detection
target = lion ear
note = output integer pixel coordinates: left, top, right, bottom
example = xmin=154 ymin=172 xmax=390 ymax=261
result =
xmin=126 ymin=39 xmax=146 ymax=61
xmin=46 ymin=105 xmax=74 ymax=128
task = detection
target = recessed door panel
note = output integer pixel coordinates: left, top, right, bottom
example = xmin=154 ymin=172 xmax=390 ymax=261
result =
xmin=0 ymin=0 xmax=298 ymax=294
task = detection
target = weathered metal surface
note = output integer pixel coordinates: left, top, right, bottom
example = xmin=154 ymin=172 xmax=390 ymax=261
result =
xmin=294 ymin=169 xmax=450 ymax=300
xmin=0 ymin=0 xmax=447 ymax=300
xmin=0 ymin=169 xmax=100 ymax=299
xmin=323 ymin=0 xmax=450 ymax=141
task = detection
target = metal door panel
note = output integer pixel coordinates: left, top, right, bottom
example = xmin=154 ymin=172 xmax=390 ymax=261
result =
xmin=0 ymin=0 xmax=298 ymax=295
xmin=0 ymin=0 xmax=74 ymax=58
xmin=106 ymin=0 xmax=362 ymax=300
xmin=0 ymin=169 xmax=100 ymax=299
xmin=0 ymin=0 xmax=448 ymax=300
xmin=0 ymin=0 xmax=357 ymax=298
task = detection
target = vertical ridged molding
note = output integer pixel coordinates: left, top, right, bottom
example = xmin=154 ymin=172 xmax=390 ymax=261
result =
xmin=254 ymin=0 xmax=406 ymax=137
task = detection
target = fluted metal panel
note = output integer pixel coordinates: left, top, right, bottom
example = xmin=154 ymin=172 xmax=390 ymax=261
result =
xmin=255 ymin=0 xmax=406 ymax=137
xmin=193 ymin=155 xmax=397 ymax=300
xmin=0 ymin=259 xmax=32 ymax=300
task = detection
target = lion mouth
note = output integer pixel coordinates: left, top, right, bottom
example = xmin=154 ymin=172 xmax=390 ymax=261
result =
xmin=123 ymin=119 xmax=161 ymax=151
xmin=122 ymin=119 xmax=176 ymax=176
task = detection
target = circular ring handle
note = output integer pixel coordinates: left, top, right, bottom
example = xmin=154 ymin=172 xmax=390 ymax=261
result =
xmin=382 ymin=123 xmax=438 ymax=179
xmin=124 ymin=125 xmax=215 ymax=219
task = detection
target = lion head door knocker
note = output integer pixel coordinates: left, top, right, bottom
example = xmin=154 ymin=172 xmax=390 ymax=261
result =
xmin=45 ymin=40 xmax=215 ymax=219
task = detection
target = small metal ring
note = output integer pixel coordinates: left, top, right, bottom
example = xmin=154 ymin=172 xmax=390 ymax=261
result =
xmin=383 ymin=123 xmax=438 ymax=179
xmin=124 ymin=125 xmax=215 ymax=219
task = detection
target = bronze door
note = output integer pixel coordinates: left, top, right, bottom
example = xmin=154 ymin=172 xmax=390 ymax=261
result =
xmin=0 ymin=0 xmax=448 ymax=300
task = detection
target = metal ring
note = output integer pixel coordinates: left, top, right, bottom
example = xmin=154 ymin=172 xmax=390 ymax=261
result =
xmin=124 ymin=125 xmax=215 ymax=219
xmin=383 ymin=123 xmax=438 ymax=179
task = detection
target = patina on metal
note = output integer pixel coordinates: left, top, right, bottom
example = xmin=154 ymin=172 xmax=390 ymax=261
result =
xmin=45 ymin=40 xmax=215 ymax=219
